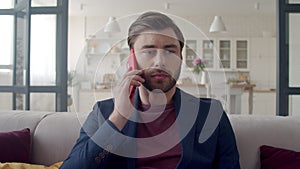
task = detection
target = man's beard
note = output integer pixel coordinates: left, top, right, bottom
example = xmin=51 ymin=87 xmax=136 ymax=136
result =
xmin=141 ymin=67 xmax=181 ymax=93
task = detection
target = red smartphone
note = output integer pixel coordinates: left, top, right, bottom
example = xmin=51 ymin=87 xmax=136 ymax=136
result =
xmin=128 ymin=49 xmax=137 ymax=99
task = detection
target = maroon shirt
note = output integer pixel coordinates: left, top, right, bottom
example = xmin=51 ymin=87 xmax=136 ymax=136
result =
xmin=136 ymin=103 xmax=182 ymax=169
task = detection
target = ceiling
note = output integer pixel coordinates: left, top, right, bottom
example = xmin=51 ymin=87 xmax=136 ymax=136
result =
xmin=69 ymin=0 xmax=276 ymax=17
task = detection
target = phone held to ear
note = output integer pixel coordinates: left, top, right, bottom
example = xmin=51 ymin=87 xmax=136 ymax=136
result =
xmin=128 ymin=49 xmax=137 ymax=99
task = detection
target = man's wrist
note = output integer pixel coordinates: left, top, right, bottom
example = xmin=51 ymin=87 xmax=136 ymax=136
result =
xmin=108 ymin=110 xmax=128 ymax=131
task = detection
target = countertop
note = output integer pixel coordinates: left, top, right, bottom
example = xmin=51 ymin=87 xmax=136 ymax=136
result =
xmin=79 ymin=83 xmax=275 ymax=93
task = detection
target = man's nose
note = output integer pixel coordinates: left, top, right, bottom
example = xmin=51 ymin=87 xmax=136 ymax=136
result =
xmin=153 ymin=50 xmax=166 ymax=67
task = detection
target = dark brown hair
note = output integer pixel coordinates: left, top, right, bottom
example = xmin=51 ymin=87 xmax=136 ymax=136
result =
xmin=127 ymin=11 xmax=185 ymax=51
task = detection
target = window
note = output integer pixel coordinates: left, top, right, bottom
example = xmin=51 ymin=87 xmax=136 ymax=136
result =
xmin=0 ymin=0 xmax=68 ymax=111
xmin=277 ymin=0 xmax=300 ymax=115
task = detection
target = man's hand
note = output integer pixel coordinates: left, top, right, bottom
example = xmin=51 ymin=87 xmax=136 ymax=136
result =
xmin=108 ymin=67 xmax=144 ymax=131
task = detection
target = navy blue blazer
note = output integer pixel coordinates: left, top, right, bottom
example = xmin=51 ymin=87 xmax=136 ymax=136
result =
xmin=60 ymin=88 xmax=240 ymax=169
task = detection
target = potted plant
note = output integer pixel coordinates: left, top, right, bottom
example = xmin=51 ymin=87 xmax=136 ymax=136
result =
xmin=67 ymin=71 xmax=78 ymax=107
xmin=192 ymin=58 xmax=207 ymax=84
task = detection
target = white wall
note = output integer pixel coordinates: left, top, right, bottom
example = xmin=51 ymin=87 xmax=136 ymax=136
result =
xmin=68 ymin=16 xmax=85 ymax=71
xmin=249 ymin=37 xmax=276 ymax=90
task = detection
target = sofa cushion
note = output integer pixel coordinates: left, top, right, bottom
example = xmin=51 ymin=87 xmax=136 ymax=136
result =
xmin=260 ymin=145 xmax=300 ymax=169
xmin=229 ymin=115 xmax=300 ymax=169
xmin=32 ymin=112 xmax=88 ymax=166
xmin=0 ymin=128 xmax=30 ymax=163
xmin=0 ymin=111 xmax=54 ymax=138
xmin=0 ymin=111 xmax=56 ymax=163
xmin=0 ymin=161 xmax=62 ymax=169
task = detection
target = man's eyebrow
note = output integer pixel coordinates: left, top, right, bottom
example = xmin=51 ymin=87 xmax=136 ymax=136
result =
xmin=141 ymin=45 xmax=156 ymax=49
xmin=140 ymin=44 xmax=179 ymax=49
xmin=164 ymin=44 xmax=178 ymax=49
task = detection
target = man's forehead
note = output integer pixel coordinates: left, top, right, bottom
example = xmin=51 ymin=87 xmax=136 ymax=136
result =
xmin=138 ymin=28 xmax=179 ymax=41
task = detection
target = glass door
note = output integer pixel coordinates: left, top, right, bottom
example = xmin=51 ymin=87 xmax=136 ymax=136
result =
xmin=202 ymin=40 xmax=214 ymax=68
xmin=219 ymin=40 xmax=231 ymax=69
xmin=236 ymin=40 xmax=248 ymax=69
xmin=185 ymin=40 xmax=197 ymax=68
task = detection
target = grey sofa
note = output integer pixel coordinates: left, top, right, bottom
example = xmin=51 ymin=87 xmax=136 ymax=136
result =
xmin=0 ymin=110 xmax=299 ymax=169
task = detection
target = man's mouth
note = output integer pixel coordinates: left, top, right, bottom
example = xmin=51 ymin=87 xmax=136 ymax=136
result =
xmin=151 ymin=72 xmax=169 ymax=80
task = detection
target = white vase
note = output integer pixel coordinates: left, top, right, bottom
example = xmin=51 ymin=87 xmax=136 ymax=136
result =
xmin=90 ymin=47 xmax=95 ymax=54
xmin=200 ymin=71 xmax=208 ymax=85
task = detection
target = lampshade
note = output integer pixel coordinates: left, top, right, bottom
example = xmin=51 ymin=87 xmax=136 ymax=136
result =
xmin=104 ymin=17 xmax=121 ymax=33
xmin=209 ymin=16 xmax=226 ymax=33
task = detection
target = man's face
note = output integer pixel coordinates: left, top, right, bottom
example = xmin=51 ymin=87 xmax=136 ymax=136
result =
xmin=133 ymin=28 xmax=182 ymax=93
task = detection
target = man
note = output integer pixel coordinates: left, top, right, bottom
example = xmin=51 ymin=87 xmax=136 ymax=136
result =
xmin=61 ymin=11 xmax=240 ymax=169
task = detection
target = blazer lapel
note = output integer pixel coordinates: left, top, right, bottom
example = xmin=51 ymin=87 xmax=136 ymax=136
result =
xmin=121 ymin=114 xmax=137 ymax=169
xmin=174 ymin=88 xmax=199 ymax=169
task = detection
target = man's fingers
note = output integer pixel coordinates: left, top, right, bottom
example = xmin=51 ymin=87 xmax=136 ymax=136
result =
xmin=131 ymin=74 xmax=145 ymax=84
xmin=114 ymin=68 xmax=144 ymax=101
xmin=130 ymin=80 xmax=142 ymax=87
xmin=120 ymin=69 xmax=142 ymax=81
xmin=125 ymin=69 xmax=143 ymax=76
xmin=121 ymin=75 xmax=144 ymax=90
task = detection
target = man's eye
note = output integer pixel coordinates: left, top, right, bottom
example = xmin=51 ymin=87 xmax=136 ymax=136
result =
xmin=142 ymin=50 xmax=156 ymax=56
xmin=166 ymin=50 xmax=176 ymax=54
xmin=164 ymin=50 xmax=176 ymax=56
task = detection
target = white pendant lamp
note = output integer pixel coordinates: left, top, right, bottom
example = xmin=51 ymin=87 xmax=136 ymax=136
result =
xmin=104 ymin=17 xmax=121 ymax=33
xmin=209 ymin=16 xmax=227 ymax=33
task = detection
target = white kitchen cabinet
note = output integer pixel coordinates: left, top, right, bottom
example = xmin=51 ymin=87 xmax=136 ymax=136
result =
xmin=235 ymin=40 xmax=249 ymax=69
xmin=202 ymin=39 xmax=215 ymax=69
xmin=217 ymin=38 xmax=249 ymax=70
xmin=183 ymin=38 xmax=249 ymax=71
xmin=183 ymin=38 xmax=216 ymax=69
xmin=83 ymin=37 xmax=129 ymax=85
xmin=85 ymin=37 xmax=128 ymax=64
xmin=183 ymin=39 xmax=215 ymax=69
xmin=218 ymin=39 xmax=231 ymax=69
xmin=184 ymin=40 xmax=198 ymax=68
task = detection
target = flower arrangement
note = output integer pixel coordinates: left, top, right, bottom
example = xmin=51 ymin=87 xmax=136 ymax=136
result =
xmin=192 ymin=58 xmax=206 ymax=74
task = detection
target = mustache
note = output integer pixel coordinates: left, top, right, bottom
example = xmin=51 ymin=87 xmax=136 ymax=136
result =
xmin=142 ymin=67 xmax=173 ymax=77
